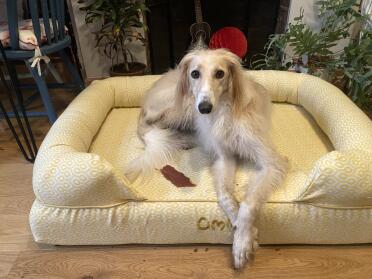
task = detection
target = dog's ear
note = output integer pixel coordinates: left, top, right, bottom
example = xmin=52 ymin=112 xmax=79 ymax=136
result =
xmin=230 ymin=63 xmax=243 ymax=113
xmin=219 ymin=49 xmax=256 ymax=116
xmin=176 ymin=53 xmax=193 ymax=97
xmin=223 ymin=51 xmax=246 ymax=115
xmin=175 ymin=52 xmax=195 ymax=109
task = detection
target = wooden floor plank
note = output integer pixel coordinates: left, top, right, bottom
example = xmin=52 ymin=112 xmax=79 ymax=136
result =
xmin=0 ymin=215 xmax=35 ymax=252
xmin=0 ymin=251 xmax=19 ymax=278
xmin=0 ymin=164 xmax=34 ymax=216
xmin=6 ymin=245 xmax=372 ymax=279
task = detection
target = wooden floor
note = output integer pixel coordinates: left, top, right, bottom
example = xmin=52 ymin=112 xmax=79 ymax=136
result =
xmin=1 ymin=88 xmax=372 ymax=279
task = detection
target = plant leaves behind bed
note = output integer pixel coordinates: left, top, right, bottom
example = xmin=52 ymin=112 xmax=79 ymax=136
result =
xmin=160 ymin=165 xmax=195 ymax=187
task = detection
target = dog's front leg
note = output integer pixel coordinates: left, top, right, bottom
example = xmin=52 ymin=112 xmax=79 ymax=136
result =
xmin=233 ymin=147 xmax=288 ymax=269
xmin=212 ymin=154 xmax=239 ymax=227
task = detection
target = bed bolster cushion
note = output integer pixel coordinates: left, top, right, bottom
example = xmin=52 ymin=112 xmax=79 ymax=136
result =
xmin=33 ymin=145 xmax=143 ymax=207
xmin=298 ymin=75 xmax=372 ymax=152
xmin=111 ymin=75 xmax=162 ymax=108
xmin=246 ymin=70 xmax=302 ymax=104
xmin=32 ymin=78 xmax=144 ymax=207
xmin=296 ymin=149 xmax=372 ymax=208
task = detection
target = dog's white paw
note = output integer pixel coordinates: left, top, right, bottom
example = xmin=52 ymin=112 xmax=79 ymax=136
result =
xmin=232 ymin=226 xmax=259 ymax=269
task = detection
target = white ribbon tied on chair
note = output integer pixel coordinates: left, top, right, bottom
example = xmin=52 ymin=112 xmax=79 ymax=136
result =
xmin=28 ymin=46 xmax=50 ymax=76
xmin=20 ymin=28 xmax=50 ymax=77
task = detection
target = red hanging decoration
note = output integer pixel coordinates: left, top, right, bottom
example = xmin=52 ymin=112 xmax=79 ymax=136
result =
xmin=209 ymin=27 xmax=248 ymax=58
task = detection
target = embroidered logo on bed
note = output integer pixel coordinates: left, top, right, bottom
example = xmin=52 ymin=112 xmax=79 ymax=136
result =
xmin=197 ymin=217 xmax=233 ymax=232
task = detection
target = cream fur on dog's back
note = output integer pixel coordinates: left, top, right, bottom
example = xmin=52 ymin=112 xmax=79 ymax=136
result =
xmin=125 ymin=49 xmax=287 ymax=269
xmin=124 ymin=69 xmax=196 ymax=182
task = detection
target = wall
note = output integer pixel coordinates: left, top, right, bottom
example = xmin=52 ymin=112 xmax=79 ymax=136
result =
xmin=67 ymin=0 xmax=147 ymax=81
xmin=286 ymin=0 xmax=350 ymax=56
xmin=287 ymin=0 xmax=319 ymax=30
xmin=0 ymin=0 xmax=24 ymax=22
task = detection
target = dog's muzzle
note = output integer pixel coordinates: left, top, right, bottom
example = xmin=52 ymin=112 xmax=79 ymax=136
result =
xmin=198 ymin=101 xmax=213 ymax=114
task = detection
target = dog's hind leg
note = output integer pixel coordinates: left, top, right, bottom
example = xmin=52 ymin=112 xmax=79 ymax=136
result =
xmin=213 ymin=154 xmax=239 ymax=227
xmin=233 ymin=146 xmax=288 ymax=269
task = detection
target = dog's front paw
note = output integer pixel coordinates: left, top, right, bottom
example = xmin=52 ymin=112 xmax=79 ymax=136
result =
xmin=232 ymin=226 xmax=259 ymax=269
xmin=218 ymin=198 xmax=239 ymax=228
xmin=227 ymin=208 xmax=239 ymax=228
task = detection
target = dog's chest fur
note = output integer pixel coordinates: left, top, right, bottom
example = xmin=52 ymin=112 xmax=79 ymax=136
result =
xmin=196 ymin=102 xmax=253 ymax=157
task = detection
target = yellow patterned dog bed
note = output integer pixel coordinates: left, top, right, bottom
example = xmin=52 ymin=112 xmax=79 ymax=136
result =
xmin=30 ymin=71 xmax=372 ymax=245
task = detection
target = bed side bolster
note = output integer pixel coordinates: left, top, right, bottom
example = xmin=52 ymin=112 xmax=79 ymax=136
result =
xmin=33 ymin=146 xmax=143 ymax=207
xmin=33 ymin=78 xmax=143 ymax=207
xmin=298 ymin=75 xmax=372 ymax=151
xmin=296 ymin=149 xmax=372 ymax=208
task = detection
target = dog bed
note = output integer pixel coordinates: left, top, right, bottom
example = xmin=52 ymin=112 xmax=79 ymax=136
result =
xmin=30 ymin=71 xmax=372 ymax=245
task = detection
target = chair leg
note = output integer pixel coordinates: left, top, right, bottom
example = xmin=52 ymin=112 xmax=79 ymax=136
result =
xmin=25 ymin=60 xmax=57 ymax=123
xmin=46 ymin=62 xmax=63 ymax=83
xmin=59 ymin=49 xmax=85 ymax=91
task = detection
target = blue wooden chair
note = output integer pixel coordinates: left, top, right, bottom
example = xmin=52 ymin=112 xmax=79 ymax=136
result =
xmin=4 ymin=0 xmax=84 ymax=123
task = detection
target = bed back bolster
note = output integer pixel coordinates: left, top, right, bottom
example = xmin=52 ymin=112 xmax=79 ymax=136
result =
xmin=110 ymin=71 xmax=303 ymax=108
xmin=246 ymin=70 xmax=303 ymax=105
xmin=111 ymin=75 xmax=162 ymax=108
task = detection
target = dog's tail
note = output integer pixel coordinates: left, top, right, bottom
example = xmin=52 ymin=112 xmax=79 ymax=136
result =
xmin=124 ymin=127 xmax=188 ymax=182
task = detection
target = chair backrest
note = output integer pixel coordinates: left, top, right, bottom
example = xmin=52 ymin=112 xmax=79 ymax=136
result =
xmin=6 ymin=0 xmax=65 ymax=50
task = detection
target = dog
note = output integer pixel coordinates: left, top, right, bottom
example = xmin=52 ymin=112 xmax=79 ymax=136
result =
xmin=125 ymin=48 xmax=288 ymax=269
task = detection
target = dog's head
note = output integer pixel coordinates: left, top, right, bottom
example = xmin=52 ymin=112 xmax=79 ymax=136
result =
xmin=177 ymin=48 xmax=244 ymax=115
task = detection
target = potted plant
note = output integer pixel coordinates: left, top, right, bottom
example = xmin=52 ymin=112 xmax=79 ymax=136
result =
xmin=79 ymin=0 xmax=149 ymax=76
xmin=341 ymin=31 xmax=372 ymax=108
xmin=251 ymin=0 xmax=371 ymax=111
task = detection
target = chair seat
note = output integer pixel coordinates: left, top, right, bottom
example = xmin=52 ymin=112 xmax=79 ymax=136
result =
xmin=3 ymin=35 xmax=71 ymax=60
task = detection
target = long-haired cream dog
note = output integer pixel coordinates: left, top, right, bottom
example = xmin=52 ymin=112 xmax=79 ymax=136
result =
xmin=125 ymin=48 xmax=288 ymax=269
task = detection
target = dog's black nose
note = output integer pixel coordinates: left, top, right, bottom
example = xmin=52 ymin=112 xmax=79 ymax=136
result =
xmin=198 ymin=101 xmax=213 ymax=114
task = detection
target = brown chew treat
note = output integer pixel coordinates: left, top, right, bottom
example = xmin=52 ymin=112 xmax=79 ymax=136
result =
xmin=160 ymin=165 xmax=196 ymax=187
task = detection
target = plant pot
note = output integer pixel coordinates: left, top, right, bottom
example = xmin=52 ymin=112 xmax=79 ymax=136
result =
xmin=110 ymin=62 xmax=146 ymax=77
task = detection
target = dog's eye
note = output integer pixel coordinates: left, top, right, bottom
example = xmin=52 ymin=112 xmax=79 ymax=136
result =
xmin=191 ymin=70 xmax=200 ymax=79
xmin=215 ymin=70 xmax=225 ymax=79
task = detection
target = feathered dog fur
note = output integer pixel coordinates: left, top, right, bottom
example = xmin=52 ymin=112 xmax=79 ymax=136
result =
xmin=125 ymin=49 xmax=288 ymax=269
